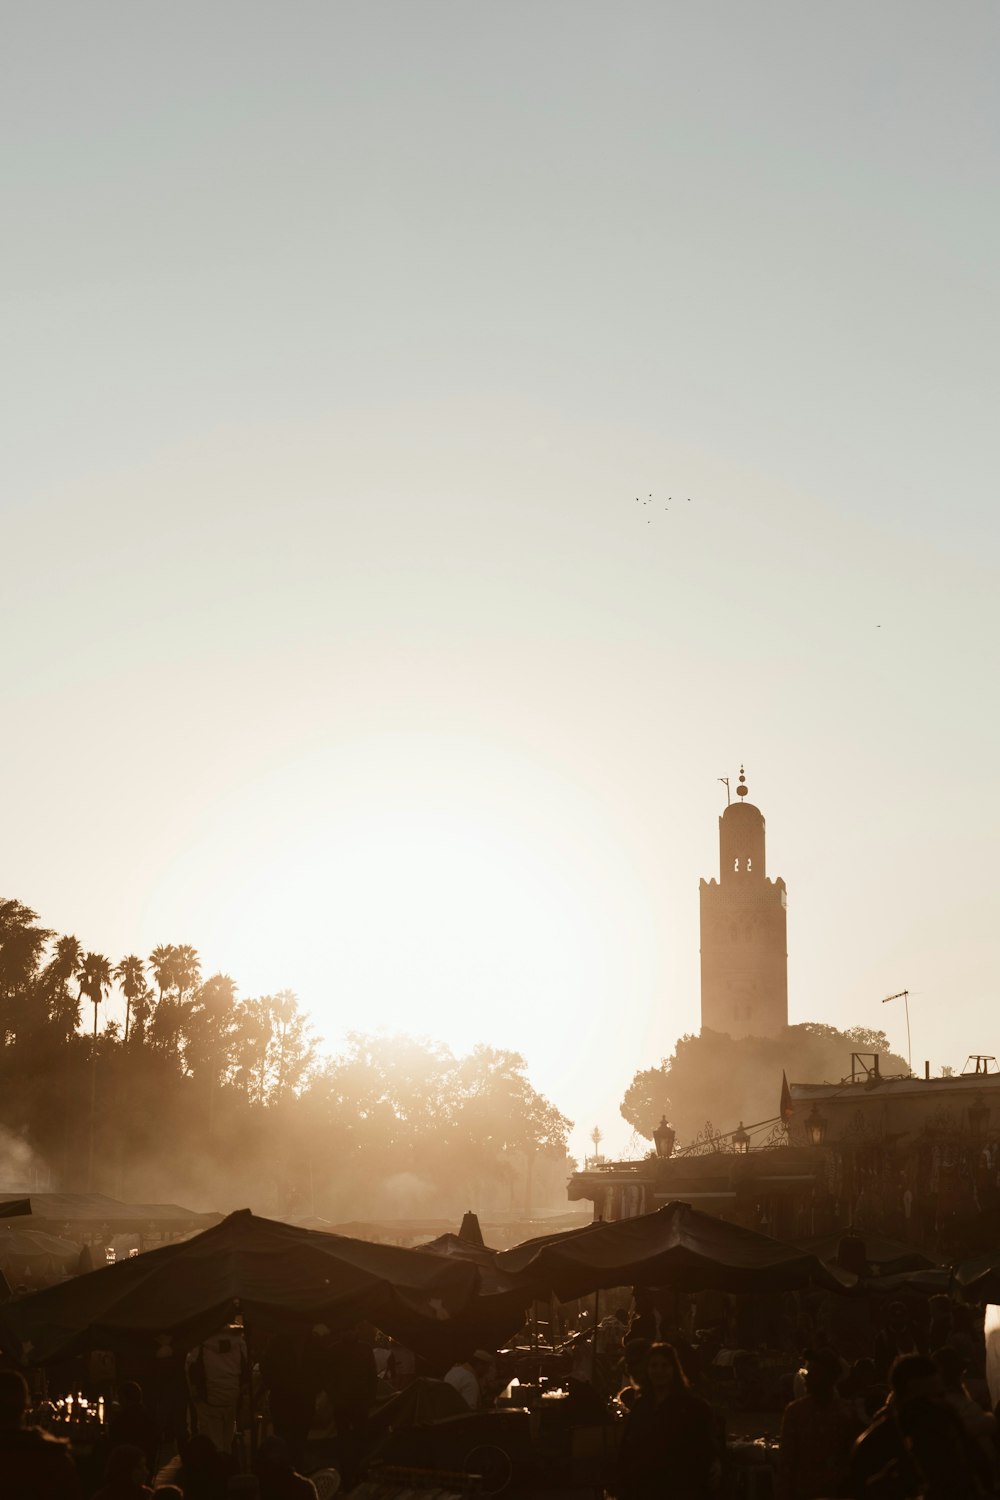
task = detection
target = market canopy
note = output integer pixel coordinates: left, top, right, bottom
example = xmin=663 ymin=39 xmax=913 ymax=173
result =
xmin=954 ymin=1254 xmax=1000 ymax=1305
xmin=795 ymin=1231 xmax=937 ymax=1278
xmin=0 ymin=1201 xmax=852 ymax=1369
xmin=0 ymin=1209 xmax=497 ymax=1367
xmin=0 ymin=1199 xmax=32 ymax=1220
xmin=0 ymin=1230 xmax=80 ymax=1279
xmin=0 ymin=1192 xmax=218 ymax=1231
xmin=493 ymin=1201 xmax=850 ymax=1299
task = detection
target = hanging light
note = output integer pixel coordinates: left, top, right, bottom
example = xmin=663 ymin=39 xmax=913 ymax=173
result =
xmin=652 ymin=1116 xmax=676 ymax=1159
xmin=805 ymin=1104 xmax=828 ymax=1147
xmin=733 ymin=1122 xmax=751 ymax=1155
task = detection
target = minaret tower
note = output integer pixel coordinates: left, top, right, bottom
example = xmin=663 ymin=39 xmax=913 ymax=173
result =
xmin=699 ymin=768 xmax=788 ymax=1038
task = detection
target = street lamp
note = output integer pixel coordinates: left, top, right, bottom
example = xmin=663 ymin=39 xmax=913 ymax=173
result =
xmin=653 ymin=1116 xmax=676 ymax=1159
xmin=733 ymin=1122 xmax=751 ymax=1155
xmin=805 ymin=1104 xmax=828 ymax=1148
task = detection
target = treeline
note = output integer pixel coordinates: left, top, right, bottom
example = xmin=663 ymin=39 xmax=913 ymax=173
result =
xmin=0 ymin=899 xmax=573 ymax=1221
xmin=620 ymin=1022 xmax=909 ymax=1146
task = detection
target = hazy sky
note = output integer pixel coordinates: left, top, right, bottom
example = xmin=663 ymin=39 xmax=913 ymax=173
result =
xmin=4 ymin=4 xmax=998 ymax=1165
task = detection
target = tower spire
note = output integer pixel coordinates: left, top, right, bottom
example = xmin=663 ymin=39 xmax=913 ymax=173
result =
xmin=699 ymin=769 xmax=788 ymax=1038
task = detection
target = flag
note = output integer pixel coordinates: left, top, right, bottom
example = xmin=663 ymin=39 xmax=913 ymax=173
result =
xmin=780 ymin=1070 xmax=793 ymax=1123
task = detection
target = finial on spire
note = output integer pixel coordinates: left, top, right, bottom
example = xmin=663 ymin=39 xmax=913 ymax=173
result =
xmin=736 ymin=766 xmax=748 ymax=799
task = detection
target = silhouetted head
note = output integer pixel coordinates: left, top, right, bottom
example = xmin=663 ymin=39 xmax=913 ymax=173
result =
xmin=804 ymin=1347 xmax=842 ymax=1399
xmin=255 ymin=1434 xmax=293 ymax=1475
xmin=182 ymin=1432 xmax=221 ymax=1471
xmin=887 ymin=1301 xmax=910 ymax=1331
xmin=0 ymin=1371 xmax=29 ymax=1429
xmin=119 ymin=1379 xmax=143 ymax=1408
xmin=622 ymin=1336 xmax=651 ymax=1392
xmin=933 ymin=1344 xmax=966 ymax=1392
xmin=890 ymin=1353 xmax=943 ymax=1409
xmin=623 ymin=1335 xmax=650 ymax=1368
xmin=929 ymin=1294 xmax=952 ymax=1324
xmin=104 ymin=1443 xmax=147 ymax=1485
xmin=646 ymin=1342 xmax=688 ymax=1396
xmin=835 ymin=1235 xmax=867 ymax=1278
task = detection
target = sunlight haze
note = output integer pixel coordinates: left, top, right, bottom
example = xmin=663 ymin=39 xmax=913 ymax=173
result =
xmin=4 ymin=3 xmax=998 ymax=1168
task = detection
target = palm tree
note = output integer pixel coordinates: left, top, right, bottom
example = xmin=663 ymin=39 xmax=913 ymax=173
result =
xmin=148 ymin=944 xmax=178 ymax=1004
xmin=114 ymin=955 xmax=149 ymax=1045
xmin=77 ymin=951 xmax=112 ymax=1192
xmin=51 ymin=933 xmax=83 ymax=978
xmin=77 ymin=951 xmax=113 ymax=1040
xmin=172 ymin=944 xmax=202 ymax=1002
xmin=40 ymin=934 xmax=83 ymax=1040
xmin=187 ymin=973 xmax=237 ymax=1134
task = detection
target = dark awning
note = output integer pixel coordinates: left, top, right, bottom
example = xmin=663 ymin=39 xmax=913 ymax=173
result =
xmin=0 ymin=1200 xmax=32 ymax=1220
xmin=0 ymin=1209 xmax=492 ymax=1367
xmin=494 ymin=1200 xmax=849 ymax=1299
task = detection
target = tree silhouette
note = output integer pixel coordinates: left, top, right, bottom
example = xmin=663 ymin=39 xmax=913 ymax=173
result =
xmin=77 ymin=952 xmax=113 ymax=1042
xmin=0 ymin=892 xmax=574 ymax=1219
xmin=0 ymin=899 xmax=53 ymax=1041
xmin=39 ymin=934 xmax=84 ymax=1042
xmin=148 ymin=944 xmax=178 ymax=1004
xmin=76 ymin=951 xmax=113 ymax=1193
xmin=621 ymin=1022 xmax=908 ymax=1145
xmin=114 ymin=955 xmax=151 ymax=1045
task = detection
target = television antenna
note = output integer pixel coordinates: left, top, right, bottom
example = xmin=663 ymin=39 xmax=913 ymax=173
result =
xmin=882 ymin=990 xmax=911 ymax=1075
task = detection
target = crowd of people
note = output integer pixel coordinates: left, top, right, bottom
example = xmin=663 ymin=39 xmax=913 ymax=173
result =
xmin=603 ymin=1286 xmax=1000 ymax=1499
xmin=0 ymin=1321 xmax=372 ymax=1499
xmin=1 ymin=1282 xmax=999 ymax=1498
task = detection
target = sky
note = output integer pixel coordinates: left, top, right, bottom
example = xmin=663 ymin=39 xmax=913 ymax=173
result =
xmin=3 ymin=3 xmax=998 ymax=1166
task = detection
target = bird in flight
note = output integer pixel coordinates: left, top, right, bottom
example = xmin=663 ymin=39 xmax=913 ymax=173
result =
xmin=632 ymin=491 xmax=695 ymax=520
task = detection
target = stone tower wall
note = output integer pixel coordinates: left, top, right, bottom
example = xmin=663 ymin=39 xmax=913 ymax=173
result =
xmin=699 ymin=798 xmax=788 ymax=1038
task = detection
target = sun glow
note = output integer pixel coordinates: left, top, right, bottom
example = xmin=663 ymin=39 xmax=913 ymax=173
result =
xmin=144 ymin=737 xmax=660 ymax=1135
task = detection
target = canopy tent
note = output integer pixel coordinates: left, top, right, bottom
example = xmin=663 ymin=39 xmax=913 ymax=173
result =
xmin=863 ymin=1265 xmax=953 ymax=1296
xmin=0 ymin=1199 xmax=32 ymax=1220
xmin=0 ymin=1209 xmax=523 ymax=1369
xmin=0 ymin=1229 xmax=80 ymax=1281
xmin=795 ymin=1231 xmax=937 ymax=1278
xmin=420 ymin=1234 xmax=501 ymax=1270
xmin=0 ymin=1192 xmax=218 ymax=1243
xmin=954 ymin=1255 xmax=1000 ymax=1305
xmin=0 ymin=1201 xmax=852 ymax=1371
xmin=418 ymin=1230 xmax=535 ymax=1348
xmin=493 ymin=1201 xmax=850 ymax=1300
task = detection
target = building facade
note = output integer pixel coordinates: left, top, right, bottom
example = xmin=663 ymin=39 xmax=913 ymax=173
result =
xmin=569 ymin=1065 xmax=1000 ymax=1260
xmin=700 ymin=769 xmax=788 ymax=1038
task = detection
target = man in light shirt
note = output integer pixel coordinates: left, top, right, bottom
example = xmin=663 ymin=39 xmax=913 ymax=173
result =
xmin=443 ymin=1350 xmax=492 ymax=1410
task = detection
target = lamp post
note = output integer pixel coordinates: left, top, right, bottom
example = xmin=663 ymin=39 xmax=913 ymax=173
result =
xmin=652 ymin=1116 xmax=676 ymax=1160
xmin=805 ymin=1104 xmax=828 ymax=1148
xmin=733 ymin=1122 xmax=751 ymax=1155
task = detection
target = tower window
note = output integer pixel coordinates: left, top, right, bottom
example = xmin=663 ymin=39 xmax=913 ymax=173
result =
xmin=734 ymin=858 xmax=739 ymax=873
xmin=747 ymin=857 xmax=752 ymax=872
